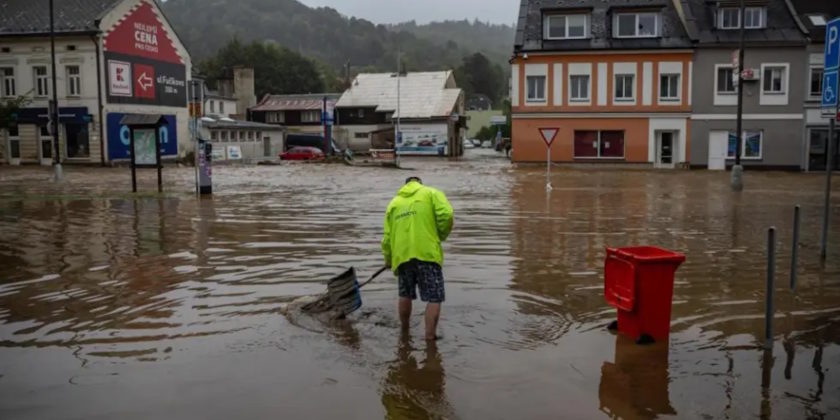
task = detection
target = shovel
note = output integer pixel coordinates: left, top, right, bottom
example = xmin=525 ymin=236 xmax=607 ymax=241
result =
xmin=301 ymin=266 xmax=389 ymax=317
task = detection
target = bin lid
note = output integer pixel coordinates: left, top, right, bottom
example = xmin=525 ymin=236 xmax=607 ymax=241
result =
xmin=608 ymin=246 xmax=685 ymax=264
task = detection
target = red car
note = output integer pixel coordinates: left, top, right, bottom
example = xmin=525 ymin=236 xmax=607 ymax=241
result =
xmin=280 ymin=146 xmax=325 ymax=161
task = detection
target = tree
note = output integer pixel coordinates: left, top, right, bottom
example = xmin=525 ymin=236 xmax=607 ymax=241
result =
xmin=454 ymin=53 xmax=506 ymax=107
xmin=199 ymin=39 xmax=326 ymax=97
xmin=0 ymin=95 xmax=30 ymax=130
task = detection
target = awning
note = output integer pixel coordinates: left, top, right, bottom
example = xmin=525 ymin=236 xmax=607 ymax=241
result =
xmin=119 ymin=114 xmax=169 ymax=126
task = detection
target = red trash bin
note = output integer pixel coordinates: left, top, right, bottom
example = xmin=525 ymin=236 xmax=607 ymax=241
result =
xmin=604 ymin=246 xmax=685 ymax=343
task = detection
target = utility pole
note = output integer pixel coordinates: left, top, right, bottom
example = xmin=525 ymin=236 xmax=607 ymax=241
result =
xmin=731 ymin=0 xmax=746 ymax=191
xmin=395 ymin=48 xmax=402 ymax=167
xmin=49 ymin=0 xmax=62 ymax=181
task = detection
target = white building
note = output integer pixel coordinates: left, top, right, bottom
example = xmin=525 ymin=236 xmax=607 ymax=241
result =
xmin=0 ymin=0 xmax=192 ymax=165
xmin=334 ymin=71 xmax=465 ymax=156
xmin=200 ymin=117 xmax=284 ymax=163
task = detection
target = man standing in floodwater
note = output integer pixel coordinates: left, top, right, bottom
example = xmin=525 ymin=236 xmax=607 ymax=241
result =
xmin=382 ymin=176 xmax=454 ymax=341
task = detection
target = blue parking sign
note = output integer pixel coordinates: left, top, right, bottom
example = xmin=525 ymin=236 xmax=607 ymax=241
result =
xmin=822 ymin=18 xmax=840 ymax=109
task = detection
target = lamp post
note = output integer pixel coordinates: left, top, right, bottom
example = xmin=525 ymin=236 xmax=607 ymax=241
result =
xmin=49 ymin=0 xmax=62 ymax=181
xmin=730 ymin=0 xmax=746 ymax=191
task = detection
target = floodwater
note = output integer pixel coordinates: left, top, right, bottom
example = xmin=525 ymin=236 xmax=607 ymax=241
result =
xmin=1 ymin=149 xmax=839 ymax=419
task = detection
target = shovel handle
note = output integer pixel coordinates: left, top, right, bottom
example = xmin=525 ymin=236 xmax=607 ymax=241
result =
xmin=358 ymin=266 xmax=389 ymax=289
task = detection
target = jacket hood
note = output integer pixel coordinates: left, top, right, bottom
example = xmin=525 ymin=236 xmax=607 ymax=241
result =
xmin=398 ymin=181 xmax=424 ymax=197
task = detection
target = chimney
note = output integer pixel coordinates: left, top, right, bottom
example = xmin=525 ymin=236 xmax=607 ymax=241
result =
xmin=233 ymin=66 xmax=257 ymax=117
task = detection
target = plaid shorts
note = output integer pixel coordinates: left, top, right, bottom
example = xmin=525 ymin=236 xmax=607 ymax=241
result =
xmin=397 ymin=259 xmax=445 ymax=303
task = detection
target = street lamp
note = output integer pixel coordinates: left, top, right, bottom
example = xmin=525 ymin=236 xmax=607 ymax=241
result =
xmin=731 ymin=0 xmax=746 ymax=191
xmin=49 ymin=0 xmax=62 ymax=181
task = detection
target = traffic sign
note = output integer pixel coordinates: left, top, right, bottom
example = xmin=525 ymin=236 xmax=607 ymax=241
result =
xmin=822 ymin=18 xmax=840 ymax=110
xmin=539 ymin=128 xmax=558 ymax=147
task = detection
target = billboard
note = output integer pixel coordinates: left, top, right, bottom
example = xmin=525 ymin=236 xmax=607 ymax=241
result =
xmin=107 ymin=113 xmax=177 ymax=160
xmin=396 ymin=124 xmax=448 ymax=156
xmin=104 ymin=1 xmax=186 ymax=107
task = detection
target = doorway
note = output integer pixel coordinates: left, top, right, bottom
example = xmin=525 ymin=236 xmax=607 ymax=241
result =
xmin=708 ymin=131 xmax=727 ymax=171
xmin=655 ymin=131 xmax=677 ymax=169
xmin=38 ymin=125 xmax=53 ymax=166
xmin=263 ymin=137 xmax=271 ymax=157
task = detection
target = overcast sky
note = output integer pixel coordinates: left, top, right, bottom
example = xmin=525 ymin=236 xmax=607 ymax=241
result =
xmin=297 ymin=0 xmax=518 ymax=25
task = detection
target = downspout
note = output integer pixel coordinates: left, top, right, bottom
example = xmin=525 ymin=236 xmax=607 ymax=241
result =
xmin=92 ymin=32 xmax=105 ymax=166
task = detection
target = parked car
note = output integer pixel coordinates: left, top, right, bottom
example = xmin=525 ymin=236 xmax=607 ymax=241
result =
xmin=280 ymin=146 xmax=325 ymax=161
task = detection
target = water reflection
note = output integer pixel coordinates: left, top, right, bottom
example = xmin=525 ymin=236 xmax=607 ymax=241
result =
xmin=599 ymin=336 xmax=676 ymax=419
xmin=381 ymin=334 xmax=454 ymax=420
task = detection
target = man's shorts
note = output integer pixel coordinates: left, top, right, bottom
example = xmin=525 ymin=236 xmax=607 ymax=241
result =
xmin=397 ymin=259 xmax=445 ymax=303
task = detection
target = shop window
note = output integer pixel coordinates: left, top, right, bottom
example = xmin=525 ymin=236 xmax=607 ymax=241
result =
xmin=808 ymin=129 xmax=840 ymax=171
xmin=7 ymin=124 xmax=20 ymax=159
xmin=574 ymin=130 xmax=625 ymax=159
xmin=727 ymin=130 xmax=763 ymax=159
xmin=65 ymin=123 xmax=90 ymax=158
xmin=39 ymin=125 xmax=52 ymax=159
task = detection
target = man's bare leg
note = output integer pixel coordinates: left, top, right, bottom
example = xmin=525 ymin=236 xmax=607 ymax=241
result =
xmin=399 ymin=297 xmax=412 ymax=331
xmin=424 ymin=303 xmax=441 ymax=341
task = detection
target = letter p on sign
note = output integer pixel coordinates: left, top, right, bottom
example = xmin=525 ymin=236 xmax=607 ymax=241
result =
xmin=825 ymin=19 xmax=840 ymax=72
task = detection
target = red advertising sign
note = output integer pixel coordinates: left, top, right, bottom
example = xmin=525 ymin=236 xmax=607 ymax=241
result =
xmin=104 ymin=1 xmax=183 ymax=65
xmin=133 ymin=63 xmax=156 ymax=99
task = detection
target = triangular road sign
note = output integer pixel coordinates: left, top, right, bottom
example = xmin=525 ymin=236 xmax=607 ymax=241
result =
xmin=539 ymin=128 xmax=558 ymax=147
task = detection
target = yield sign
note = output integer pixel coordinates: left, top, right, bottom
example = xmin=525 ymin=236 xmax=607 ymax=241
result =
xmin=539 ymin=128 xmax=558 ymax=147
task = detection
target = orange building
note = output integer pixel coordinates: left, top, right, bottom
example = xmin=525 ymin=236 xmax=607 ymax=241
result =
xmin=511 ymin=1 xmax=693 ymax=168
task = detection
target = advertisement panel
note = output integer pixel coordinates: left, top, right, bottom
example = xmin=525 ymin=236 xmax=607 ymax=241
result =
xmin=107 ymin=113 xmax=177 ymax=160
xmin=396 ymin=124 xmax=448 ymax=156
xmin=132 ymin=128 xmax=158 ymax=165
xmin=104 ymin=1 xmax=186 ymax=107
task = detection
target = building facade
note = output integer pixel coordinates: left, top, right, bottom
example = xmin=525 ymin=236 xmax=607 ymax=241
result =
xmin=250 ymin=93 xmax=338 ymax=137
xmin=512 ymin=0 xmax=694 ymax=168
xmin=0 ymin=0 xmax=191 ymax=166
xmin=201 ymin=118 xmax=284 ymax=163
xmin=335 ymin=71 xmax=465 ymax=156
xmin=679 ymin=0 xmax=808 ymax=170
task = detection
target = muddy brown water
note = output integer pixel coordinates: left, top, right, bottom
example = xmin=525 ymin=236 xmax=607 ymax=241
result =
xmin=1 ymin=150 xmax=839 ymax=419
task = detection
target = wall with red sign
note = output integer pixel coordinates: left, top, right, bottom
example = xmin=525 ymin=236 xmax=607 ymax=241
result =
xmin=103 ymin=0 xmax=187 ymax=107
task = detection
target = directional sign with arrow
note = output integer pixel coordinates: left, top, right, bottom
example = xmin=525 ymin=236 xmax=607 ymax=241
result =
xmin=134 ymin=63 xmax=156 ymax=99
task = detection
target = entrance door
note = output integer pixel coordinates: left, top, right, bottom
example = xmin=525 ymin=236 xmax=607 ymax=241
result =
xmin=38 ymin=125 xmax=53 ymax=166
xmin=263 ymin=137 xmax=271 ymax=157
xmin=656 ymin=131 xmax=675 ymax=168
xmin=708 ymin=131 xmax=727 ymax=171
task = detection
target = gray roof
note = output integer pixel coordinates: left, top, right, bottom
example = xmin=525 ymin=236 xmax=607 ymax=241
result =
xmin=252 ymin=93 xmax=341 ymax=112
xmin=679 ymin=0 xmax=807 ymax=46
xmin=788 ymin=0 xmax=840 ymax=42
xmin=514 ymin=0 xmax=692 ymax=52
xmin=336 ymin=72 xmax=462 ymax=119
xmin=0 ymin=0 xmax=121 ymax=35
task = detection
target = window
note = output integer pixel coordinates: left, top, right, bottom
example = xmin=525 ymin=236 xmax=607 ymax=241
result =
xmin=302 ymin=110 xmax=321 ymax=123
xmin=762 ymin=66 xmax=786 ymax=94
xmin=266 ymin=112 xmax=285 ymax=124
xmin=1 ymin=67 xmax=14 ymax=97
xmin=248 ymin=131 xmax=254 ymax=140
xmin=209 ymin=101 xmax=215 ymax=113
xmin=719 ymin=7 xmax=766 ymax=29
xmin=810 ymin=67 xmax=824 ymax=99
xmin=354 ymin=132 xmax=369 ymax=139
xmin=744 ymin=7 xmax=766 ymax=28
xmin=809 ymin=15 xmax=827 ymax=27
xmin=808 ymin=129 xmax=840 ymax=171
xmin=211 ymin=131 xmax=218 ymax=141
xmin=358 ymin=109 xmax=365 ymax=118
xmin=544 ymin=14 xmax=589 ymax=39
xmin=220 ymin=130 xmax=228 ymax=141
xmin=660 ymin=74 xmax=680 ymax=101
xmin=239 ymin=130 xmax=245 ymax=141
xmin=719 ymin=8 xmax=740 ymax=29
xmin=727 ymin=130 xmax=763 ymax=159
xmin=220 ymin=101 xmax=225 ymax=115
xmin=34 ymin=66 xmax=48 ymax=97
xmin=526 ymin=75 xmax=546 ymax=102
xmin=570 ymin=75 xmax=590 ymax=101
xmin=65 ymin=122 xmax=89 ymax=158
xmin=614 ymin=74 xmax=635 ymax=101
xmin=256 ymin=131 xmax=262 ymax=140
xmin=66 ymin=65 xmax=80 ymax=97
xmin=39 ymin=125 xmax=52 ymax=159
xmin=574 ymin=130 xmax=625 ymax=159
xmin=614 ymin=13 xmax=659 ymax=38
xmin=717 ymin=67 xmax=736 ymax=94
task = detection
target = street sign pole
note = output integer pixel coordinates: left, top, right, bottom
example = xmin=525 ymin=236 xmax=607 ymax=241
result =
xmin=820 ymin=17 xmax=840 ymax=260
xmin=539 ymin=128 xmax=558 ymax=191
